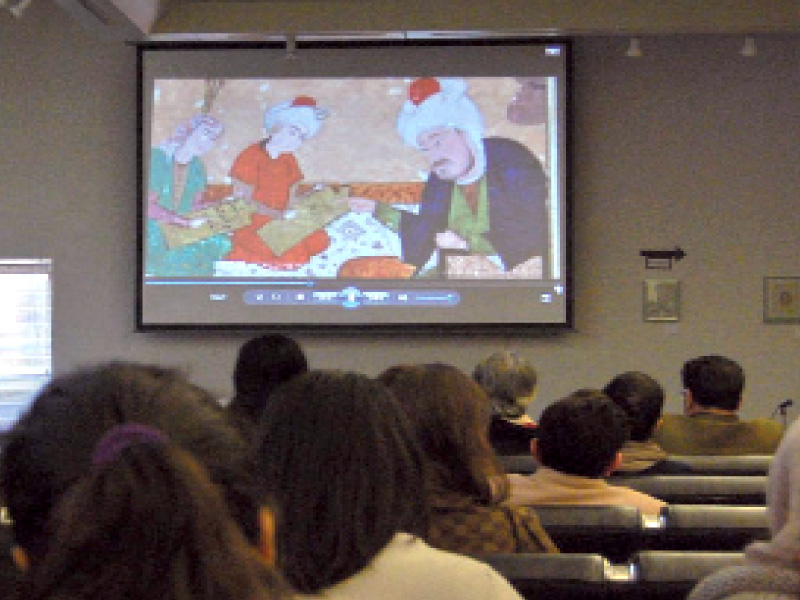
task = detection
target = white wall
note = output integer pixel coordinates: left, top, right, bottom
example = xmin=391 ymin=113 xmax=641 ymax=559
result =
xmin=2 ymin=6 xmax=798 ymax=422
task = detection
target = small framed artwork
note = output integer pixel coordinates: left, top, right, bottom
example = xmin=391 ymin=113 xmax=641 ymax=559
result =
xmin=764 ymin=277 xmax=800 ymax=323
xmin=643 ymin=279 xmax=680 ymax=322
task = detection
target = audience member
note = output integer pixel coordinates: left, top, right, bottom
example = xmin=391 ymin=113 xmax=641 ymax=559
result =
xmin=227 ymin=333 xmax=308 ymax=438
xmin=505 ymin=389 xmax=666 ymax=516
xmin=0 ymin=362 xmax=287 ymax=600
xmin=14 ymin=424 xmax=286 ymax=600
xmin=252 ymin=370 xmax=526 ymax=599
xmin=654 ymin=355 xmax=783 ymax=455
xmin=379 ymin=363 xmax=557 ymax=555
xmin=604 ymin=371 xmax=691 ymax=475
xmin=687 ymin=415 xmax=800 ymax=600
xmin=473 ymin=351 xmax=540 ymax=455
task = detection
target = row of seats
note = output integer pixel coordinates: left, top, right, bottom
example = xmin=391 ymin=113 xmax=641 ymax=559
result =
xmin=500 ymin=455 xmax=769 ymax=505
xmin=536 ymin=505 xmax=768 ymax=562
xmin=611 ymin=475 xmax=767 ymax=505
xmin=0 ymin=512 xmax=752 ymax=600
xmin=480 ymin=551 xmax=744 ymax=600
xmin=500 ymin=454 xmax=772 ymax=477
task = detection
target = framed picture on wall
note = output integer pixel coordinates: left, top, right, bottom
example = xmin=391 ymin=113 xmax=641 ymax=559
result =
xmin=764 ymin=277 xmax=800 ymax=323
xmin=643 ymin=279 xmax=680 ymax=322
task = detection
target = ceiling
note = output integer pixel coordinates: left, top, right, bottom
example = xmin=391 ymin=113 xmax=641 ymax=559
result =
xmin=53 ymin=0 xmax=800 ymax=43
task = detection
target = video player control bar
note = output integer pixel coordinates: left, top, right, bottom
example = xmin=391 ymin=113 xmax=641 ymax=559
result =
xmin=243 ymin=287 xmax=460 ymax=309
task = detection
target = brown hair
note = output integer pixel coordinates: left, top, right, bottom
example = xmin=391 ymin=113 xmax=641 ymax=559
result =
xmin=22 ymin=440 xmax=285 ymax=600
xmin=1 ymin=362 xmax=262 ymax=556
xmin=603 ymin=371 xmax=665 ymax=441
xmin=378 ymin=363 xmax=507 ymax=503
xmin=252 ymin=370 xmax=427 ymax=594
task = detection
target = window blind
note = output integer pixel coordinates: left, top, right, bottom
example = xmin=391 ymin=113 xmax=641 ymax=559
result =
xmin=0 ymin=259 xmax=52 ymax=431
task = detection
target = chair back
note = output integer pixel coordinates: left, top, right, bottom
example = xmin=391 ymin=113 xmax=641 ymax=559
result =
xmin=534 ymin=505 xmax=644 ymax=562
xmin=613 ymin=475 xmax=767 ymax=505
xmin=623 ymin=550 xmax=744 ymax=600
xmin=480 ymin=553 xmax=609 ymax=600
xmin=644 ymin=504 xmax=769 ymax=551
xmin=499 ymin=453 xmax=538 ymax=475
xmin=667 ymin=455 xmax=771 ymax=476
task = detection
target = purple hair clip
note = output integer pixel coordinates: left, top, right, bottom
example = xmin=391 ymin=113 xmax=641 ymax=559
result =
xmin=91 ymin=423 xmax=169 ymax=467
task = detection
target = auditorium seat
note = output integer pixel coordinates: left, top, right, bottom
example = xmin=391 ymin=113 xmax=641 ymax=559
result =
xmin=479 ymin=553 xmax=610 ymax=600
xmin=498 ymin=453 xmax=537 ymax=475
xmin=667 ymin=455 xmax=772 ymax=476
xmin=618 ymin=550 xmax=744 ymax=600
xmin=480 ymin=550 xmax=744 ymax=600
xmin=612 ymin=474 xmax=767 ymax=505
xmin=644 ymin=504 xmax=769 ymax=552
xmin=533 ymin=505 xmax=644 ymax=563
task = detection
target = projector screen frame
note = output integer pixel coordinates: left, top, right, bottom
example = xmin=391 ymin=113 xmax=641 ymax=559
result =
xmin=135 ymin=38 xmax=574 ymax=333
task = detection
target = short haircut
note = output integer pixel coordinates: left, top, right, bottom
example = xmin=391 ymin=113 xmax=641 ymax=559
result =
xmin=472 ymin=351 xmax=538 ymax=419
xmin=537 ymin=389 xmax=629 ymax=477
xmin=228 ymin=334 xmax=308 ymax=436
xmin=681 ymin=355 xmax=745 ymax=411
xmin=0 ymin=362 xmax=261 ymax=558
xmin=603 ymin=372 xmax=665 ymax=441
xmin=379 ymin=362 xmax=506 ymax=502
xmin=252 ymin=370 xmax=427 ymax=594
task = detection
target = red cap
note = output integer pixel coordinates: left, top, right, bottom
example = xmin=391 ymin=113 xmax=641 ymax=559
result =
xmin=409 ymin=78 xmax=441 ymax=106
xmin=291 ymin=95 xmax=317 ymax=107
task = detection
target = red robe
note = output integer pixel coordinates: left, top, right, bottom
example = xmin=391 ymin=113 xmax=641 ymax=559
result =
xmin=226 ymin=143 xmax=329 ymax=267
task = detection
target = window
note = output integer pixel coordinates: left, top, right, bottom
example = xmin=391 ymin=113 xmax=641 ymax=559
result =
xmin=0 ymin=259 xmax=52 ymax=431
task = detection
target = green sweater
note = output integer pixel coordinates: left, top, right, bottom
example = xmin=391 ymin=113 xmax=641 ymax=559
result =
xmin=653 ymin=412 xmax=783 ymax=456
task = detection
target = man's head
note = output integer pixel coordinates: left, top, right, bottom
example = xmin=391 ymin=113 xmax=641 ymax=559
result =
xmin=228 ymin=334 xmax=308 ymax=439
xmin=264 ymin=95 xmax=328 ymax=147
xmin=681 ymin=355 xmax=745 ymax=412
xmin=535 ymin=389 xmax=629 ymax=477
xmin=396 ymin=77 xmax=486 ymax=184
xmin=603 ymin=371 xmax=665 ymax=442
xmin=416 ymin=127 xmax=475 ymax=181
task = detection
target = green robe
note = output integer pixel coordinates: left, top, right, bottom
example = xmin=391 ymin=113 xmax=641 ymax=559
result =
xmin=146 ymin=148 xmax=231 ymax=277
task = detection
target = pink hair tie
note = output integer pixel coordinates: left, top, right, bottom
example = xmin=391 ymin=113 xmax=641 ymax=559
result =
xmin=91 ymin=423 xmax=169 ymax=467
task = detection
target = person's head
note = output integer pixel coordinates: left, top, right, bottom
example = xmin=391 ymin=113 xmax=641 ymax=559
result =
xmin=681 ymin=354 xmax=745 ymax=412
xmin=378 ymin=362 xmax=504 ymax=502
xmin=535 ymin=389 xmax=630 ymax=478
xmin=472 ymin=351 xmax=538 ymax=419
xmin=396 ymin=77 xmax=487 ymax=184
xmin=18 ymin=423 xmax=284 ymax=600
xmin=603 ymin=371 xmax=665 ymax=442
xmin=163 ymin=114 xmax=223 ymax=163
xmin=263 ymin=95 xmax=328 ymax=153
xmin=251 ymin=370 xmax=427 ymax=594
xmin=416 ymin=127 xmax=475 ymax=181
xmin=228 ymin=334 xmax=308 ymax=435
xmin=0 ymin=361 xmax=263 ymax=565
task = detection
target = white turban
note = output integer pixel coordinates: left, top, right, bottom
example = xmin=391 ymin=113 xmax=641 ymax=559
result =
xmin=397 ymin=77 xmax=486 ymax=184
xmin=264 ymin=95 xmax=328 ymax=139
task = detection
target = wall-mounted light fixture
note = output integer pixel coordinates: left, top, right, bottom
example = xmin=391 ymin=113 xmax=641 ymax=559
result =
xmin=740 ymin=35 xmax=757 ymax=57
xmin=626 ymin=38 xmax=642 ymax=58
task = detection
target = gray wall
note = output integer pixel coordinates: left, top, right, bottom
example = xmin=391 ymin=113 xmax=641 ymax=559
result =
xmin=2 ymin=6 xmax=798 ymax=421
